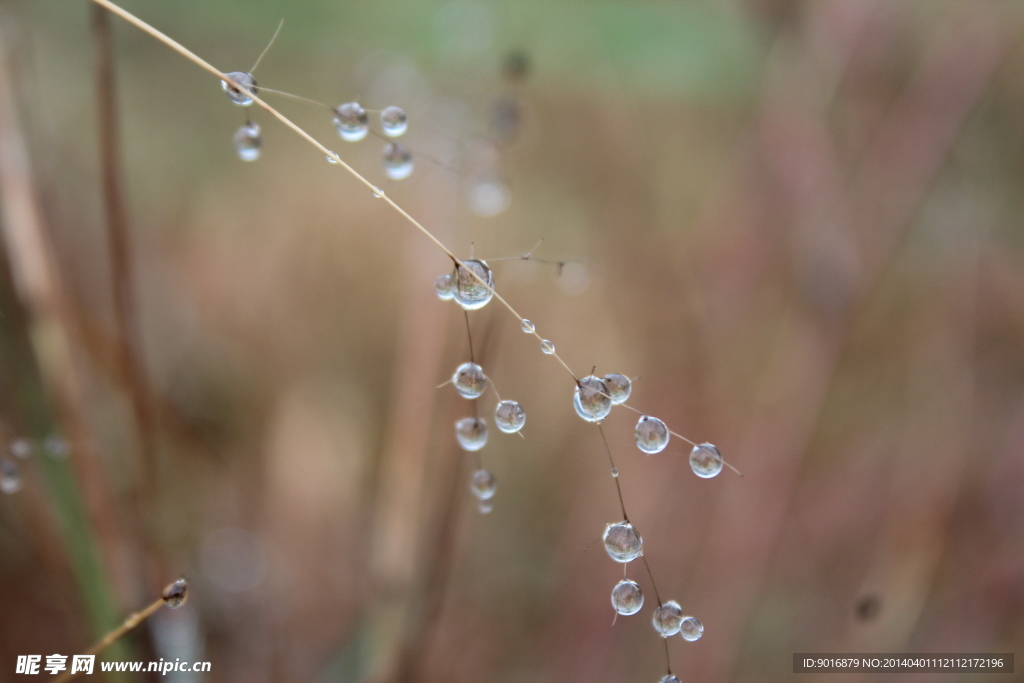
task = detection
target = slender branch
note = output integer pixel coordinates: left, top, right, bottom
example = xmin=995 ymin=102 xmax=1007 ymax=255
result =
xmin=90 ymin=1 xmax=165 ymax=587
xmin=50 ymin=597 xmax=164 ymax=683
xmin=640 ymin=555 xmax=662 ymax=607
xmin=88 ymin=0 xmax=728 ymax=458
xmin=596 ymin=423 xmax=627 ymax=521
xmin=463 ymin=310 xmax=475 ymax=363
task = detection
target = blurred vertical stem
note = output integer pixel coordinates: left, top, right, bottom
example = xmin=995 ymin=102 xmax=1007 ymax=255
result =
xmin=0 ymin=23 xmax=131 ymax=665
xmin=91 ymin=1 xmax=165 ymax=592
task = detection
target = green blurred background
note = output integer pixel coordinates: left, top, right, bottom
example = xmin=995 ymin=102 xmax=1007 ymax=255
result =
xmin=1 ymin=0 xmax=1023 ymax=681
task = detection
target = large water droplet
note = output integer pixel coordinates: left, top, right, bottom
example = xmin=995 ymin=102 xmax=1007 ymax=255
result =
xmin=435 ymin=273 xmax=454 ymax=300
xmin=453 ymin=362 xmax=487 ymax=399
xmin=679 ymin=616 xmax=703 ymax=641
xmin=470 ymin=468 xmax=496 ymax=500
xmin=610 ymin=579 xmax=644 ymax=615
xmin=574 ymin=376 xmax=612 ymax=422
xmin=653 ymin=600 xmax=683 ymax=637
xmin=494 ymin=400 xmax=525 ymax=433
xmin=333 ymin=102 xmax=369 ymax=141
xmin=690 ymin=442 xmax=723 ymax=478
xmin=455 ymin=417 xmax=488 ymax=451
xmin=382 ymin=142 xmax=413 ymax=180
xmin=222 ymin=72 xmax=257 ymax=106
xmin=520 ymin=319 xmax=535 ymax=334
xmin=452 ymin=259 xmax=494 ymax=310
xmin=602 ymin=373 xmax=632 ymax=404
xmin=635 ymin=416 xmax=669 ymax=455
xmin=233 ymin=122 xmax=261 ymax=161
xmin=540 ymin=339 xmax=555 ymax=354
xmin=603 ymin=521 xmax=642 ymax=563
xmin=380 ymin=106 xmax=408 ymax=137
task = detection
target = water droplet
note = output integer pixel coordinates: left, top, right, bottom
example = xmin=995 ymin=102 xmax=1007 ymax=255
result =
xmin=520 ymin=319 xmax=535 ymax=334
xmin=0 ymin=459 xmax=23 ymax=494
xmin=325 ymin=153 xmax=338 ymax=164
xmin=494 ymin=400 xmax=525 ymax=433
xmin=380 ymin=105 xmax=408 ymax=137
xmin=690 ymin=442 xmax=723 ymax=478
xmin=468 ymin=179 xmax=510 ymax=217
xmin=610 ymin=579 xmax=644 ymax=615
xmin=452 ymin=259 xmax=494 ymax=310
xmin=574 ymin=376 xmax=612 ymax=422
xmin=603 ymin=521 xmax=642 ymax=563
xmin=9 ymin=438 xmax=32 ymax=460
xmin=478 ymin=500 xmax=493 ymax=514
xmin=679 ymin=616 xmax=703 ymax=641
xmin=455 ymin=417 xmax=488 ymax=451
xmin=233 ymin=122 xmax=261 ymax=161
xmin=659 ymin=677 xmax=682 ymax=683
xmin=435 ymin=273 xmax=454 ymax=300
xmin=653 ymin=600 xmax=684 ymax=637
xmin=382 ymin=142 xmax=413 ymax=180
xmin=372 ymin=186 xmax=384 ymax=198
xmin=333 ymin=102 xmax=369 ymax=141
xmin=43 ymin=435 xmax=69 ymax=460
xmin=602 ymin=373 xmax=632 ymax=404
xmin=470 ymin=468 xmax=496 ymax=500
xmin=635 ymin=416 xmax=669 ymax=455
xmin=161 ymin=578 xmax=188 ymax=608
xmin=453 ymin=362 xmax=487 ymax=399
xmin=221 ymin=72 xmax=257 ymax=106
xmin=610 ymin=467 xmax=618 ymax=478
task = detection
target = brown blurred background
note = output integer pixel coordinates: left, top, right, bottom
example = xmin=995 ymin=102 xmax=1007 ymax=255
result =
xmin=0 ymin=0 xmax=1023 ymax=681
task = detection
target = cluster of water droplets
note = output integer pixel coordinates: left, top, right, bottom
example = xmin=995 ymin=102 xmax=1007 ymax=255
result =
xmin=219 ymin=75 xmax=412 ymax=181
xmin=600 ymin=518 xmax=702 ymax=644
xmin=0 ymin=459 xmax=22 ymax=495
xmin=1 ymin=435 xmax=71 ymax=495
xmin=332 ymin=102 xmax=416 ymax=179
xmin=446 ymin=350 xmax=527 ymax=513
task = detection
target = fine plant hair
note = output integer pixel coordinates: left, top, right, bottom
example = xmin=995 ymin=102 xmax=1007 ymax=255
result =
xmin=78 ymin=0 xmax=738 ymax=677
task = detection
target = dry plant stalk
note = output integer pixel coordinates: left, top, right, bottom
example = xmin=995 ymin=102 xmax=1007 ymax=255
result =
xmin=49 ymin=579 xmax=188 ymax=683
xmin=80 ymin=0 xmax=735 ymax=678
